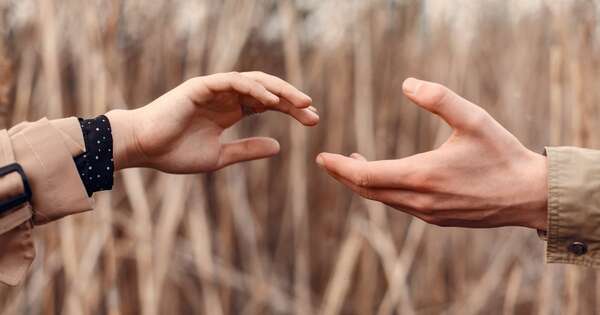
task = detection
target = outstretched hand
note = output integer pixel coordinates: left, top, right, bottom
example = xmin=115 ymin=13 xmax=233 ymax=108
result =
xmin=317 ymin=78 xmax=547 ymax=230
xmin=107 ymin=71 xmax=318 ymax=173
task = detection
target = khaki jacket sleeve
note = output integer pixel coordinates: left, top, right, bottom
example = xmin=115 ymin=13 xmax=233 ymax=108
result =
xmin=0 ymin=117 xmax=93 ymax=286
xmin=545 ymin=146 xmax=600 ymax=267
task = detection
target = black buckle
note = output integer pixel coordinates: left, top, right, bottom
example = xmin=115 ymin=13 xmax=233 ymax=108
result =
xmin=0 ymin=163 xmax=32 ymax=215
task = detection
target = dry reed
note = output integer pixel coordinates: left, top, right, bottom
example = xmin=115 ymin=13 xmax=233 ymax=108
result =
xmin=1 ymin=1 xmax=599 ymax=314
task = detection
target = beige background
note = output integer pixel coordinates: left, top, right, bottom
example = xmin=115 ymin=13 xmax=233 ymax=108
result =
xmin=0 ymin=0 xmax=598 ymax=314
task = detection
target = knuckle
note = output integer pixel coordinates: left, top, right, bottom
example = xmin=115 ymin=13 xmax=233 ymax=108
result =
xmin=354 ymin=169 xmax=371 ymax=188
xmin=204 ymin=73 xmax=228 ymax=84
xmin=183 ymin=77 xmax=208 ymax=91
xmin=411 ymin=170 xmax=437 ymax=191
xmin=226 ymin=72 xmax=242 ymax=81
xmin=186 ymin=76 xmax=203 ymax=86
xmin=214 ymin=72 xmax=228 ymax=79
xmin=463 ymin=108 xmax=491 ymax=130
xmin=249 ymin=70 xmax=265 ymax=76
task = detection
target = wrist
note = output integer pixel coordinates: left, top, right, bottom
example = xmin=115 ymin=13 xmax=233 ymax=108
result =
xmin=105 ymin=109 xmax=139 ymax=170
xmin=520 ymin=153 xmax=549 ymax=231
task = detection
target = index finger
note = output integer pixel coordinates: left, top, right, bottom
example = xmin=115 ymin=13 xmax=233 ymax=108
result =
xmin=184 ymin=72 xmax=279 ymax=107
xmin=239 ymin=71 xmax=318 ymax=126
xmin=200 ymin=72 xmax=280 ymax=106
xmin=402 ymin=78 xmax=489 ymax=131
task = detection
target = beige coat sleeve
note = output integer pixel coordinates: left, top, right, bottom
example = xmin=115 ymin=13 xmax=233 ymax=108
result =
xmin=545 ymin=146 xmax=600 ymax=267
xmin=0 ymin=117 xmax=93 ymax=286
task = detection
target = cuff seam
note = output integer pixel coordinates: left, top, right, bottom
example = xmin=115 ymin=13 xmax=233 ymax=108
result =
xmin=546 ymin=147 xmax=562 ymax=260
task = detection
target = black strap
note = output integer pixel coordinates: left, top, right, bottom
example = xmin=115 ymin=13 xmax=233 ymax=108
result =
xmin=0 ymin=163 xmax=32 ymax=215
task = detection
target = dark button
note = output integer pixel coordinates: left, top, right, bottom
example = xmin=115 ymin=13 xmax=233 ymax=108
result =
xmin=567 ymin=241 xmax=588 ymax=256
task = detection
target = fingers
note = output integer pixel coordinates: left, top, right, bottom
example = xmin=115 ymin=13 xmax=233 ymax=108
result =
xmin=241 ymin=72 xmax=319 ymax=126
xmin=240 ymin=95 xmax=319 ymax=126
xmin=189 ymin=72 xmax=319 ymax=126
xmin=217 ymin=137 xmax=280 ymax=169
xmin=202 ymin=72 xmax=280 ymax=107
xmin=283 ymin=100 xmax=320 ymax=126
xmin=241 ymin=71 xmax=312 ymax=108
xmin=316 ymin=152 xmax=433 ymax=190
xmin=402 ymin=78 xmax=489 ymax=131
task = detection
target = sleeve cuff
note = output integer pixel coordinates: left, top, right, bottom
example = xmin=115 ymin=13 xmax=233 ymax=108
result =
xmin=9 ymin=117 xmax=93 ymax=224
xmin=545 ymin=146 xmax=600 ymax=267
xmin=0 ymin=117 xmax=93 ymax=286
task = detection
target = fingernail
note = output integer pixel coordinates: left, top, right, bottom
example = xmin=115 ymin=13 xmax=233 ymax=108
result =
xmin=306 ymin=109 xmax=320 ymax=121
xmin=402 ymin=78 xmax=421 ymax=95
xmin=308 ymin=106 xmax=318 ymax=113
xmin=302 ymin=94 xmax=312 ymax=104
xmin=316 ymin=154 xmax=325 ymax=167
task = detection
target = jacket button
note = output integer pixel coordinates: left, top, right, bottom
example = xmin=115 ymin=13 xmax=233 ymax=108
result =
xmin=567 ymin=242 xmax=588 ymax=256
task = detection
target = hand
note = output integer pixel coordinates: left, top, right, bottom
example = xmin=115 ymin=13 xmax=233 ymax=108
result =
xmin=106 ymin=71 xmax=318 ymax=173
xmin=316 ymin=78 xmax=548 ymax=230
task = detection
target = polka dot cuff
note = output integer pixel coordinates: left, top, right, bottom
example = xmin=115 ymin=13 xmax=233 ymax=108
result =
xmin=74 ymin=115 xmax=114 ymax=196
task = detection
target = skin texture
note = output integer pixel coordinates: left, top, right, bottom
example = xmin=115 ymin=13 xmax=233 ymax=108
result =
xmin=106 ymin=71 xmax=318 ymax=173
xmin=316 ymin=78 xmax=548 ymax=231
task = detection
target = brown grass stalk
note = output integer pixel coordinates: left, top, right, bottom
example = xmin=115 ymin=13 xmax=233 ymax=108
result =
xmin=1 ymin=1 xmax=599 ymax=314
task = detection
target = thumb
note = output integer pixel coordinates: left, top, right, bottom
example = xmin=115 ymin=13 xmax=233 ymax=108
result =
xmin=217 ymin=137 xmax=280 ymax=169
xmin=402 ymin=78 xmax=486 ymax=130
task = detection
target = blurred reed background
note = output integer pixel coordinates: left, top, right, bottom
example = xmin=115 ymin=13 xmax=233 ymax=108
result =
xmin=0 ymin=0 xmax=599 ymax=314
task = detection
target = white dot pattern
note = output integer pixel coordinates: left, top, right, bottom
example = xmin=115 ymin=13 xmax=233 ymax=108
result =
xmin=75 ymin=115 xmax=114 ymax=196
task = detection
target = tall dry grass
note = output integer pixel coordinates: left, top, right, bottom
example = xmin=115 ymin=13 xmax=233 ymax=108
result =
xmin=0 ymin=0 xmax=599 ymax=314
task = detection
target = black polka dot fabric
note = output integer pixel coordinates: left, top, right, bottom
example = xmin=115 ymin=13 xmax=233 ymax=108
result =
xmin=74 ymin=115 xmax=114 ymax=196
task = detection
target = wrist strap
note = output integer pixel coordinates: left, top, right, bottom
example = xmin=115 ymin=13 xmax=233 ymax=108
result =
xmin=0 ymin=130 xmax=32 ymax=235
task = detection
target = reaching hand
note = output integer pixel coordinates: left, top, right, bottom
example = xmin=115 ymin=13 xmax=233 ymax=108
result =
xmin=316 ymin=78 xmax=547 ymax=230
xmin=107 ymin=71 xmax=318 ymax=173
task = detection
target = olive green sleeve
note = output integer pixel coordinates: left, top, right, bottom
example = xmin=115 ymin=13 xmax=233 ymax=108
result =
xmin=545 ymin=146 xmax=600 ymax=267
